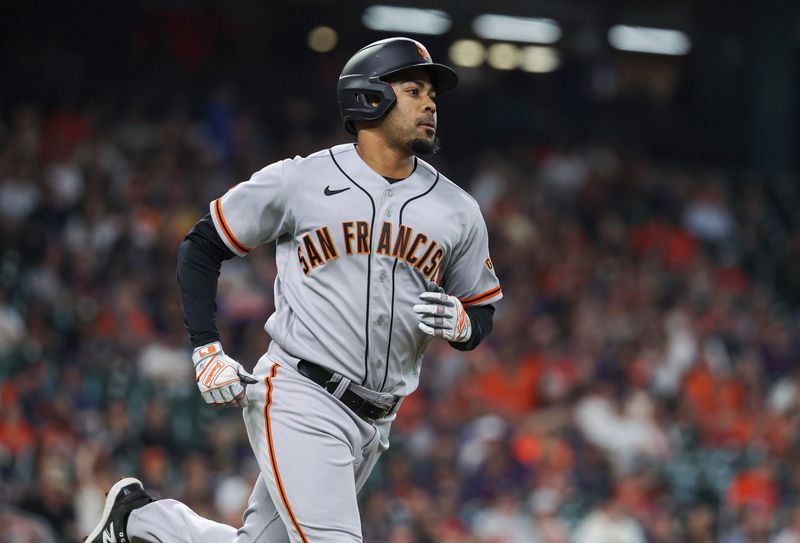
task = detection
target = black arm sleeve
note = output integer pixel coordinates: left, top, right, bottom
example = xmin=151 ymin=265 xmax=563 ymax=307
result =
xmin=176 ymin=214 xmax=236 ymax=348
xmin=448 ymin=304 xmax=495 ymax=351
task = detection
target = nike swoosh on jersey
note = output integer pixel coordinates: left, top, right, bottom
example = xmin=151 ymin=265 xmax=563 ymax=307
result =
xmin=324 ymin=186 xmax=351 ymax=196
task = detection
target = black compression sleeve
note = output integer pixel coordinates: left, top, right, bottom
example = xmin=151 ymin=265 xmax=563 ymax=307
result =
xmin=176 ymin=214 xmax=236 ymax=349
xmin=449 ymin=304 xmax=495 ymax=351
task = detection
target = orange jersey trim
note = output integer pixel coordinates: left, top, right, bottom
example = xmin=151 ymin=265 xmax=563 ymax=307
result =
xmin=264 ymin=364 xmax=309 ymax=543
xmin=213 ymin=199 xmax=252 ymax=254
xmin=461 ymin=285 xmax=502 ymax=307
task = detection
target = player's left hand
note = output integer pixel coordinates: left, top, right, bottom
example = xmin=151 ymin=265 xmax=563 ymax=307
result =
xmin=413 ymin=282 xmax=472 ymax=342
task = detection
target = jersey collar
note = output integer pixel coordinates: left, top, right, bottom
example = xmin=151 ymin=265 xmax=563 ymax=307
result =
xmin=331 ymin=143 xmax=431 ymax=192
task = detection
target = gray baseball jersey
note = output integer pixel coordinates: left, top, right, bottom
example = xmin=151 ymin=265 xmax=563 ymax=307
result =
xmin=209 ymin=143 xmax=502 ymax=398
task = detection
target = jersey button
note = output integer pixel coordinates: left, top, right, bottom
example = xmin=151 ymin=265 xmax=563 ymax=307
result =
xmin=379 ymin=273 xmax=386 ymax=282
xmin=386 ymin=190 xmax=393 ymax=197
xmin=376 ymin=360 xmax=383 ymax=368
xmin=376 ymin=317 xmax=384 ymax=326
xmin=386 ymin=210 xmax=392 ymax=217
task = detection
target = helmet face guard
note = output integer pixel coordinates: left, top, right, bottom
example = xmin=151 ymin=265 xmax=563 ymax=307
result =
xmin=337 ymin=37 xmax=459 ymax=135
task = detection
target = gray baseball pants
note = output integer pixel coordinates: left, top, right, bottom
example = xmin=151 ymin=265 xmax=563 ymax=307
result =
xmin=128 ymin=355 xmax=391 ymax=542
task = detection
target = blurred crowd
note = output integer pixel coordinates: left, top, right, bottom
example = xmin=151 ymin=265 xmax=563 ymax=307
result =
xmin=2 ymin=89 xmax=800 ymax=543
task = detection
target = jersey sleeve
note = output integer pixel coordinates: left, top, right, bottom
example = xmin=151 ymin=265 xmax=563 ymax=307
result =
xmin=209 ymin=161 xmax=293 ymax=256
xmin=442 ymin=209 xmax=503 ymax=307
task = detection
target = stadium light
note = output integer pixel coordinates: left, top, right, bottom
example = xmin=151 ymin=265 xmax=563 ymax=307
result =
xmin=473 ymin=14 xmax=562 ymax=44
xmin=608 ymin=25 xmax=691 ymax=56
xmin=308 ymin=26 xmax=338 ymax=53
xmin=449 ymin=40 xmax=486 ymax=68
xmin=362 ymin=5 xmax=452 ymax=35
xmin=487 ymin=43 xmax=519 ymax=70
xmin=520 ymin=46 xmax=560 ymax=73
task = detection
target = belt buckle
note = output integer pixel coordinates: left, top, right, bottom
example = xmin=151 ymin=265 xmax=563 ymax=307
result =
xmin=365 ymin=398 xmax=397 ymax=422
xmin=376 ymin=405 xmax=391 ymax=420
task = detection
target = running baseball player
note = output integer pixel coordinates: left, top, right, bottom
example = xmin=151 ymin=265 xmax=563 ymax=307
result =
xmin=86 ymin=37 xmax=502 ymax=543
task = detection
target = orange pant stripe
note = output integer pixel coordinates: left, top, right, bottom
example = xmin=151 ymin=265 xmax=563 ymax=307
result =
xmin=264 ymin=364 xmax=309 ymax=543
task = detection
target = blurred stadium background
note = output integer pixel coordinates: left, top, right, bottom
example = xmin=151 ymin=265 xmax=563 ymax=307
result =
xmin=1 ymin=1 xmax=800 ymax=541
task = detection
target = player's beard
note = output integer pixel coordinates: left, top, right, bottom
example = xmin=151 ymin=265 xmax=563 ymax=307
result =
xmin=410 ymin=135 xmax=439 ymax=156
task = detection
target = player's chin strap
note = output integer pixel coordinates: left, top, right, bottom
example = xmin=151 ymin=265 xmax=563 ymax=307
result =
xmin=325 ymin=373 xmax=353 ymax=400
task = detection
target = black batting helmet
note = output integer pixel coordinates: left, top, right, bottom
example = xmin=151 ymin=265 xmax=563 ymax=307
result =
xmin=337 ymin=37 xmax=459 ymax=135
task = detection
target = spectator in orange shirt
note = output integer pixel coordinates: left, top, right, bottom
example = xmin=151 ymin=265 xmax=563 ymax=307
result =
xmin=727 ymin=464 xmax=779 ymax=514
xmin=0 ymin=398 xmax=35 ymax=456
xmin=471 ymin=351 xmax=544 ymax=418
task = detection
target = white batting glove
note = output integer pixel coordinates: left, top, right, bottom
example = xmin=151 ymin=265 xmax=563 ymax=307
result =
xmin=192 ymin=341 xmax=258 ymax=407
xmin=413 ymin=282 xmax=472 ymax=342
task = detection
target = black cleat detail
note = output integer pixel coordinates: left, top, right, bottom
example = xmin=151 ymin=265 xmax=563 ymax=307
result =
xmin=84 ymin=478 xmax=154 ymax=543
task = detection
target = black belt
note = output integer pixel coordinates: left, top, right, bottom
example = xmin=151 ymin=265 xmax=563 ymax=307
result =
xmin=296 ymin=360 xmax=397 ymax=421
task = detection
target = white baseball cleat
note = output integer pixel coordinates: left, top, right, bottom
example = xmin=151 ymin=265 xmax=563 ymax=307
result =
xmin=84 ymin=477 xmax=154 ymax=543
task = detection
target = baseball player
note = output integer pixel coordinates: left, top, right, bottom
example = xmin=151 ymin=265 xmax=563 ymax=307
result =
xmin=86 ymin=37 xmax=502 ymax=543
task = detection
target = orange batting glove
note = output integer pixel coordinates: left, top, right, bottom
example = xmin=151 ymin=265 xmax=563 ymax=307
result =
xmin=192 ymin=342 xmax=258 ymax=407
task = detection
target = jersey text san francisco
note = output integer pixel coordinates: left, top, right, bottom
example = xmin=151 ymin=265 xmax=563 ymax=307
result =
xmin=297 ymin=221 xmax=444 ymax=280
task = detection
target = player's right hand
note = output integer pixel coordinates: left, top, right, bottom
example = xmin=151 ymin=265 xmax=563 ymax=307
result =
xmin=192 ymin=341 xmax=258 ymax=407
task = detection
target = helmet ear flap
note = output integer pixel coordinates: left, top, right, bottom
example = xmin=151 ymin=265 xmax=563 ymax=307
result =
xmin=339 ymin=79 xmax=397 ymax=135
xmin=347 ymin=91 xmax=390 ymax=134
xmin=354 ymin=92 xmax=382 ymax=109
